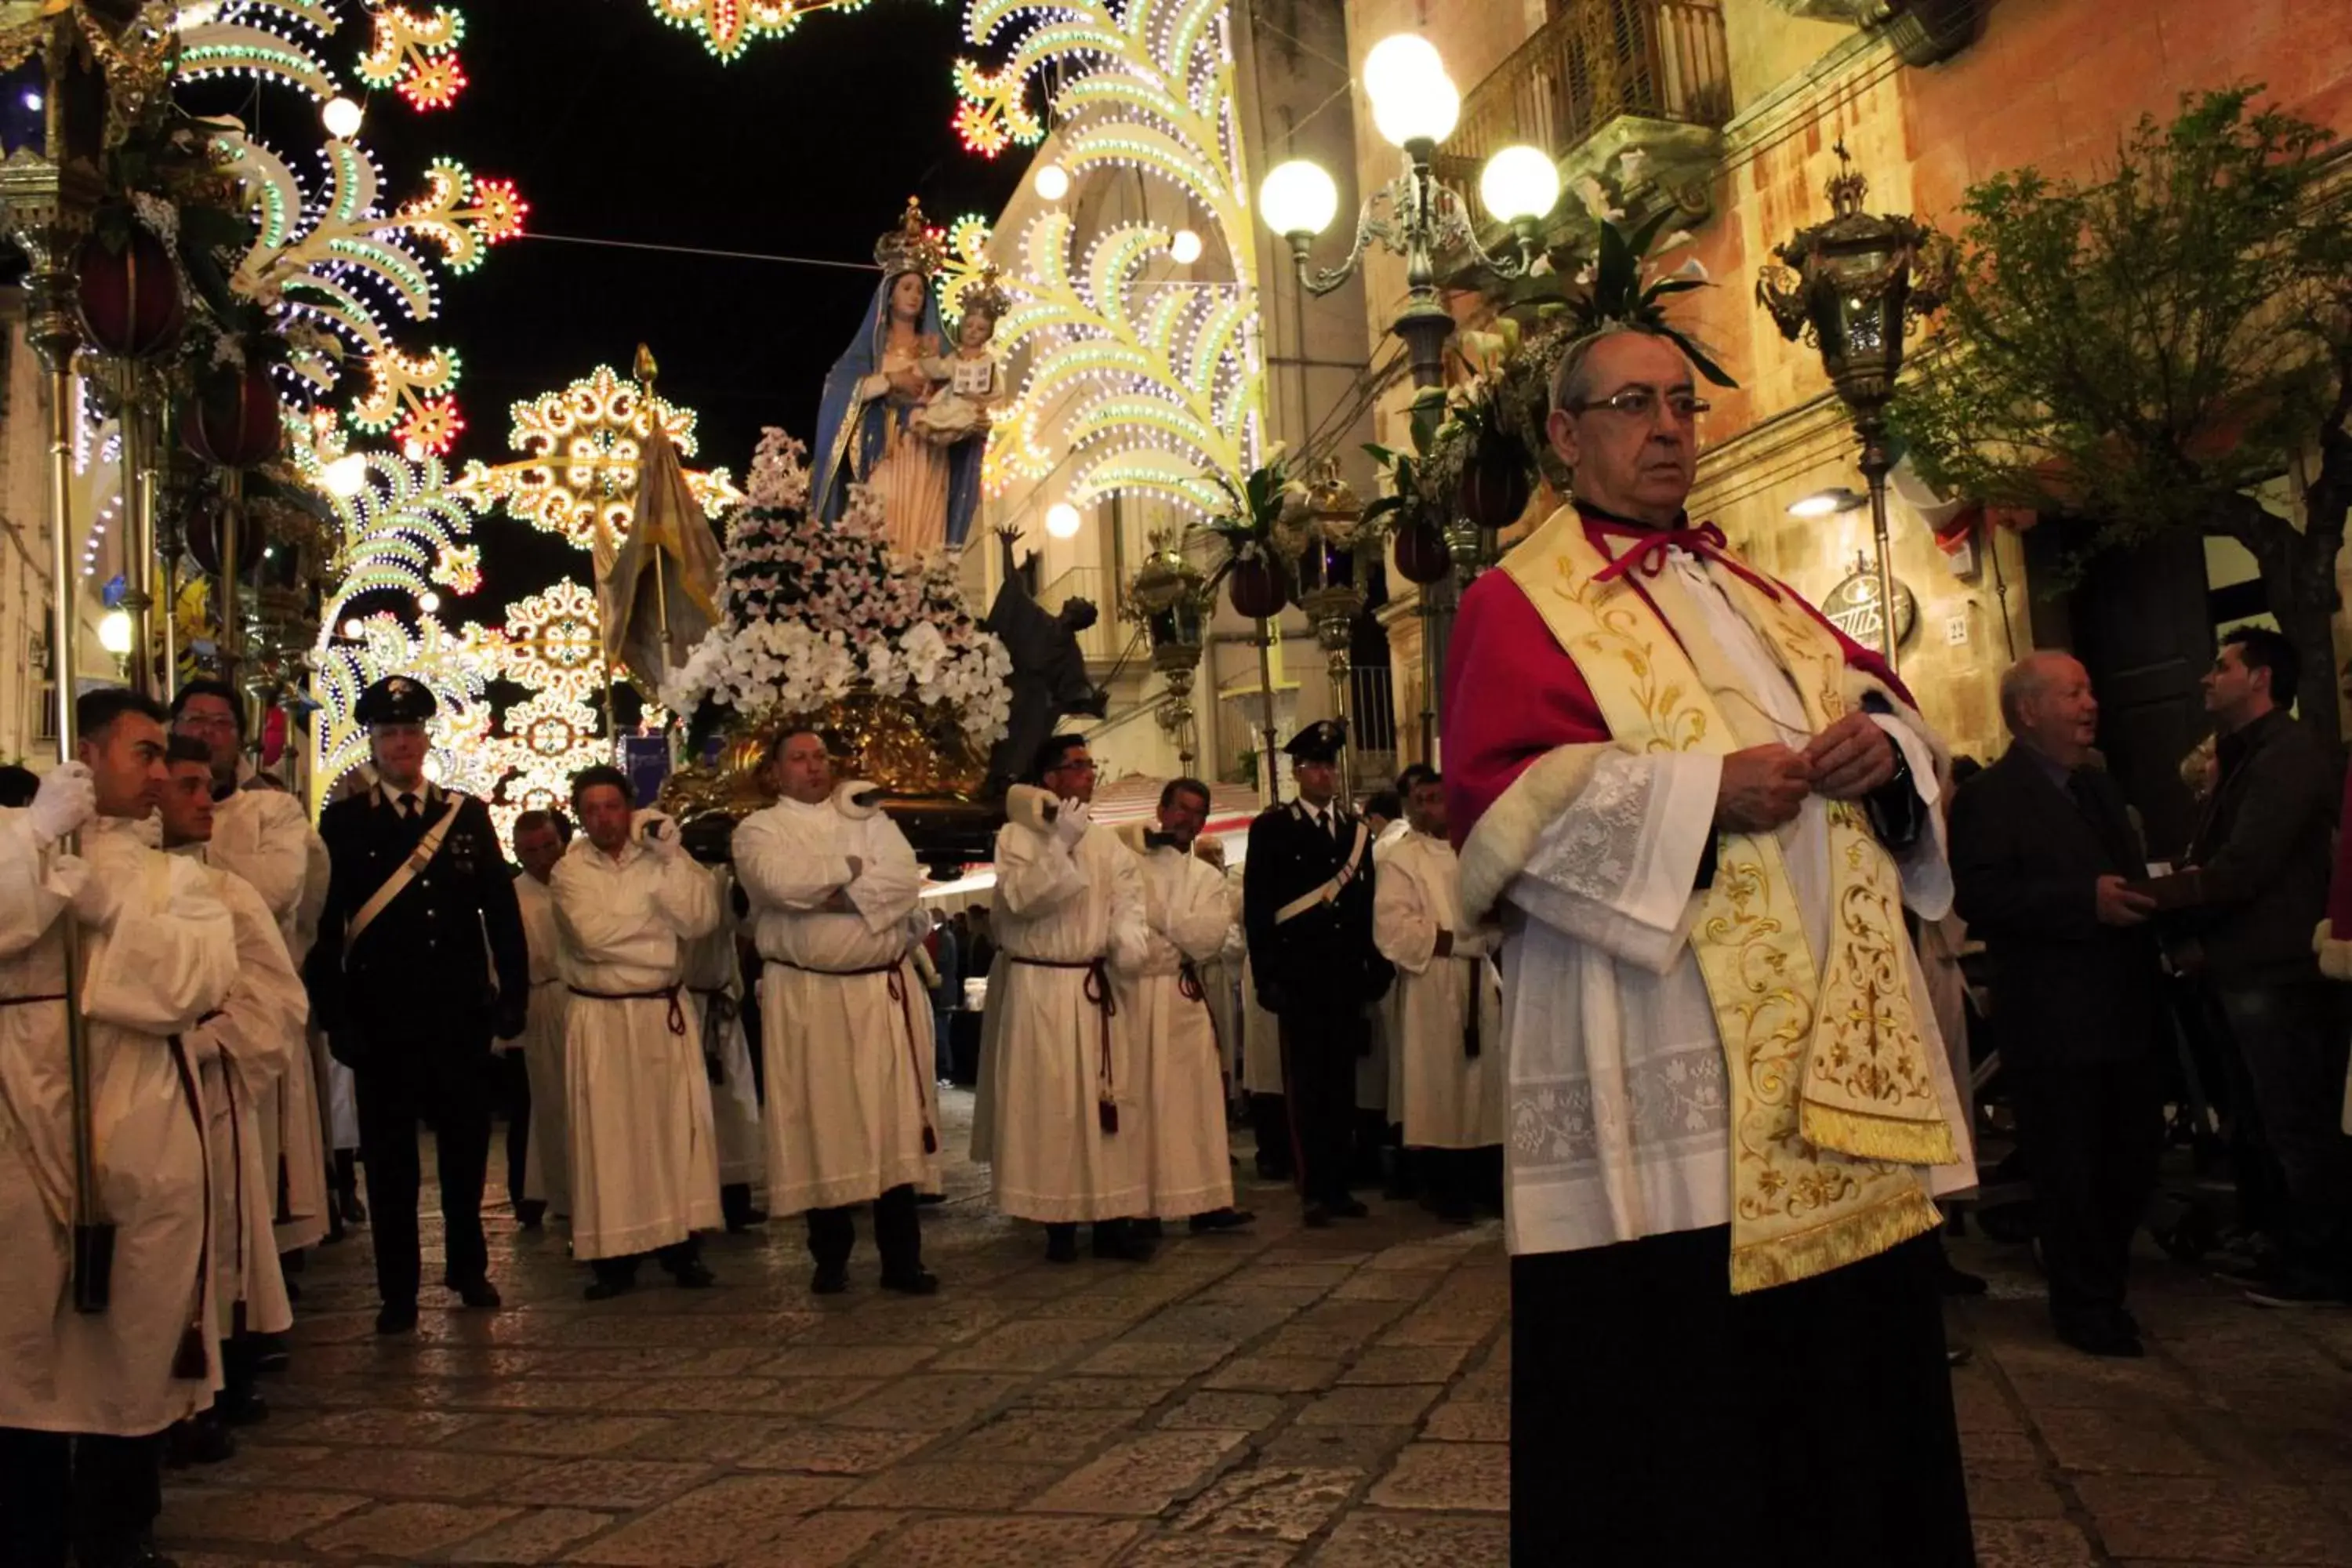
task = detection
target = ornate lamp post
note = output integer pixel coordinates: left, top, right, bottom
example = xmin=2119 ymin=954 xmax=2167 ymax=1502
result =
xmin=1124 ymin=533 xmax=1210 ymax=772
xmin=1289 ymin=466 xmax=1368 ymax=800
xmin=1258 ymin=34 xmax=1562 ymax=388
xmin=1757 ymin=143 xmax=1952 ymax=670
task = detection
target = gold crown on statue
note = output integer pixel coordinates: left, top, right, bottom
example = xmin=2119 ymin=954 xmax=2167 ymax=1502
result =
xmin=875 ymin=195 xmax=949 ymax=278
xmin=958 ymin=263 xmax=1011 ymax=322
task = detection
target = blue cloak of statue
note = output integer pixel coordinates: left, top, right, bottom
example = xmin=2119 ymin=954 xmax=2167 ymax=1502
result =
xmin=811 ymin=272 xmax=986 ymax=550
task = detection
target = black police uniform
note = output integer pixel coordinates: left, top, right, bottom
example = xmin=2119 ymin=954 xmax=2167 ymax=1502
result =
xmin=1243 ymin=724 xmax=1389 ymax=1217
xmin=304 ymin=679 xmax=528 ymax=1324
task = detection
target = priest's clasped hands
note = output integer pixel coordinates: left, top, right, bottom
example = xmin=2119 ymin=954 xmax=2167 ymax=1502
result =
xmin=1711 ymin=711 xmax=1896 ymax=833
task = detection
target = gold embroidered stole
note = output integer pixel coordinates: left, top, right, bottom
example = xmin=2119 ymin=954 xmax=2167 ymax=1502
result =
xmin=1502 ymin=507 xmax=1955 ymax=1291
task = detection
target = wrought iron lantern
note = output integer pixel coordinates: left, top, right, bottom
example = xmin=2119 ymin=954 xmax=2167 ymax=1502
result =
xmin=1123 ymin=532 xmax=1211 ymax=768
xmin=1757 ymin=143 xmax=1953 ymax=669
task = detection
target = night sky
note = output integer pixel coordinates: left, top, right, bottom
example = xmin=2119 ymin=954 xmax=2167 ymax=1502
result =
xmin=316 ymin=0 xmax=1026 ymax=608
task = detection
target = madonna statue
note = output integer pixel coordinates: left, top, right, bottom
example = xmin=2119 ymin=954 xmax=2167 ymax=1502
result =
xmin=812 ymin=198 xmax=986 ymax=559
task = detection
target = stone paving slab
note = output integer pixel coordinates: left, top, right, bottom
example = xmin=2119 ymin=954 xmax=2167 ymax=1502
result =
xmin=152 ymin=1092 xmax=2352 ymax=1565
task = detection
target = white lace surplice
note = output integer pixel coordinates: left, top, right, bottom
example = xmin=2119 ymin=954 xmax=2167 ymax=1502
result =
xmin=1498 ymin=550 xmax=1964 ymax=1259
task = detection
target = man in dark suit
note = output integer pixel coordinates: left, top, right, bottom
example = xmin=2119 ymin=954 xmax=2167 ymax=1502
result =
xmin=1951 ymin=652 xmax=2165 ymax=1356
xmin=1243 ymin=720 xmax=1391 ymax=1226
xmin=2179 ymin=626 xmax=2347 ymax=1306
xmin=305 ymin=677 xmax=531 ymax=1335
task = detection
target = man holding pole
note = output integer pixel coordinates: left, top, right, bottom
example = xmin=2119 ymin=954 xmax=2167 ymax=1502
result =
xmin=0 ymin=689 xmax=240 ymax=1567
xmin=735 ymin=730 xmax=941 ymax=1294
xmin=158 ymin=735 xmax=307 ymax=1452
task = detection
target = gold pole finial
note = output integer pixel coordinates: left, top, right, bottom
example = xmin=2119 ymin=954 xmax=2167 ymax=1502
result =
xmin=633 ymin=343 xmax=658 ymax=387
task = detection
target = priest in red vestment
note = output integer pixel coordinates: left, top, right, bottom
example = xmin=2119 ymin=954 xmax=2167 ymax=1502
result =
xmin=1443 ymin=326 xmax=1976 ymax=1566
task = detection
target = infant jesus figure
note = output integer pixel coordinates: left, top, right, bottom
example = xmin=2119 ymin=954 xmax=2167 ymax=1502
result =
xmin=910 ymin=278 xmax=1007 ymax=448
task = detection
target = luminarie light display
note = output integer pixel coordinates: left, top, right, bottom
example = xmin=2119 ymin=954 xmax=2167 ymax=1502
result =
xmin=639 ymin=0 xmax=945 ymax=62
xmin=464 ymin=364 xmax=740 ymax=551
xmin=290 ymin=413 xmax=494 ymax=795
xmin=956 ymin=0 xmax=1265 ymax=516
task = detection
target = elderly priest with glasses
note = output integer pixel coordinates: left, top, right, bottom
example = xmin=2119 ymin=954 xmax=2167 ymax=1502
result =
xmin=1441 ymin=294 xmax=1976 ymax=1564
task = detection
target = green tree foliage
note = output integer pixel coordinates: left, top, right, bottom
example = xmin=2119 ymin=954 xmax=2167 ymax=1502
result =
xmin=1893 ymin=88 xmax=2352 ymax=741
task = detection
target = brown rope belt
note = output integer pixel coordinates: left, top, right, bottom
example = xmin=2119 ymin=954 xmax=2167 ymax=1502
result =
xmin=1011 ymin=955 xmax=1120 ymax=1134
xmin=162 ymin=1034 xmax=212 ymax=1381
xmin=567 ymin=984 xmax=686 ymax=1036
xmin=768 ymin=958 xmax=939 ymax=1154
xmin=1179 ymin=959 xmax=1230 ymax=1099
xmin=0 ymin=993 xmax=67 ymax=1007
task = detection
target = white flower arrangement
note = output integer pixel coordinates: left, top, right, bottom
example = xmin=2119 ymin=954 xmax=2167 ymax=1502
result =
xmin=661 ymin=430 xmax=1011 ymax=743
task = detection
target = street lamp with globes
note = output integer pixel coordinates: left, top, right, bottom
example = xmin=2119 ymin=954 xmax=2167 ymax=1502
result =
xmin=1258 ymin=33 xmax=1559 ymax=387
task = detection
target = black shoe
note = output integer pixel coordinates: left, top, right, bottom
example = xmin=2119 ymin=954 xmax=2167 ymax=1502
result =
xmin=448 ymin=1277 xmax=501 ymax=1310
xmin=167 ymin=1414 xmax=234 ymax=1466
xmin=2056 ymin=1321 xmax=2144 ymax=1358
xmin=811 ymin=1264 xmax=850 ymax=1294
xmin=1133 ymin=1217 xmax=1164 ymax=1240
xmin=516 ymin=1200 xmax=546 ymax=1231
xmin=1092 ymin=1222 xmax=1155 ymax=1262
xmin=252 ymin=1334 xmax=290 ymax=1372
xmin=724 ymin=1207 xmax=770 ymax=1234
xmin=1946 ymin=1345 xmax=1975 ymax=1369
xmin=1254 ymin=1157 xmax=1292 ymax=1182
xmin=916 ymin=1192 xmax=948 ymax=1206
xmin=880 ymin=1268 xmax=941 ymax=1295
xmin=1329 ymin=1196 xmax=1370 ymax=1219
xmin=1044 ymin=1224 xmax=1080 ymax=1264
xmin=217 ymin=1387 xmax=269 ymax=1427
xmin=376 ymin=1301 xmax=418 ymax=1336
xmin=1302 ymin=1202 xmax=1334 ymax=1229
xmin=1428 ymin=1194 xmax=1475 ymax=1225
xmin=338 ymin=1189 xmax=368 ymax=1226
xmin=668 ymin=1258 xmax=717 ymax=1290
xmin=1188 ymin=1207 xmax=1255 ymax=1232
xmin=583 ymin=1275 xmax=637 ymax=1301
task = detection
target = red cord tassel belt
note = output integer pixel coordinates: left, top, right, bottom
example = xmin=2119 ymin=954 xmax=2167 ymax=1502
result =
xmin=767 ymin=957 xmax=938 ymax=1154
xmin=567 ymin=984 xmax=686 ymax=1036
xmin=1011 ymin=955 xmax=1120 ymax=1134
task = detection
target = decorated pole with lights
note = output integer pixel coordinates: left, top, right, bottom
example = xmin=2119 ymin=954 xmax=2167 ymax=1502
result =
xmin=1758 ymin=143 xmax=1952 ymax=671
xmin=1257 ymin=34 xmax=1559 ymax=389
xmin=0 ymin=7 xmax=117 ymax=1316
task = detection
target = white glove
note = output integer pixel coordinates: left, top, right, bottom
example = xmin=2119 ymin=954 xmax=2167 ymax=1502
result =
xmin=54 ymin=854 xmax=120 ymax=930
xmin=636 ymin=809 xmax=685 ymax=858
xmin=1052 ymin=798 xmax=1091 ymax=850
xmin=27 ymin=762 xmax=95 ymax=848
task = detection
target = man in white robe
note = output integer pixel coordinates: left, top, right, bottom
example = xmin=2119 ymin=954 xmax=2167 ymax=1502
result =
xmin=170 ymin=680 xmax=332 ymax=1261
xmin=1120 ymin=779 xmax=1252 ymax=1234
xmin=510 ymin=809 xmax=572 ymax=1228
xmin=683 ymin=863 xmax=768 ymax=1233
xmin=158 ymin=738 xmax=307 ymax=1453
xmin=552 ymin=766 xmax=724 ymax=1298
xmin=0 ymin=690 xmax=238 ymax=1566
xmin=1372 ymin=768 xmax=1502 ymax=1225
xmin=974 ymin=735 xmax=1153 ymax=1262
xmin=735 ymin=728 xmax=942 ymax=1294
xmin=1443 ymin=328 xmax=1974 ymax=1564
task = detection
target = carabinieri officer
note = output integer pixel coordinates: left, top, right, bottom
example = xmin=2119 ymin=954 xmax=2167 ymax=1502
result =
xmin=306 ymin=676 xmax=529 ymax=1334
xmin=1242 ymin=720 xmax=1390 ymax=1226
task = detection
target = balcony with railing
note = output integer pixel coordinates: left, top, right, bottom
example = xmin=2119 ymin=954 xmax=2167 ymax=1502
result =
xmin=1435 ymin=0 xmax=1733 ymax=219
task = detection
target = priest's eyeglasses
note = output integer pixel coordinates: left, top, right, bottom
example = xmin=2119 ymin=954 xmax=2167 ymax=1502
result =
xmin=1569 ymin=387 xmax=1710 ymax=425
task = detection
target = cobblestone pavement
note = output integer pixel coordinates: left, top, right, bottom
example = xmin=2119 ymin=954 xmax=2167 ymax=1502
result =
xmin=157 ymin=1093 xmax=2352 ymax=1566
